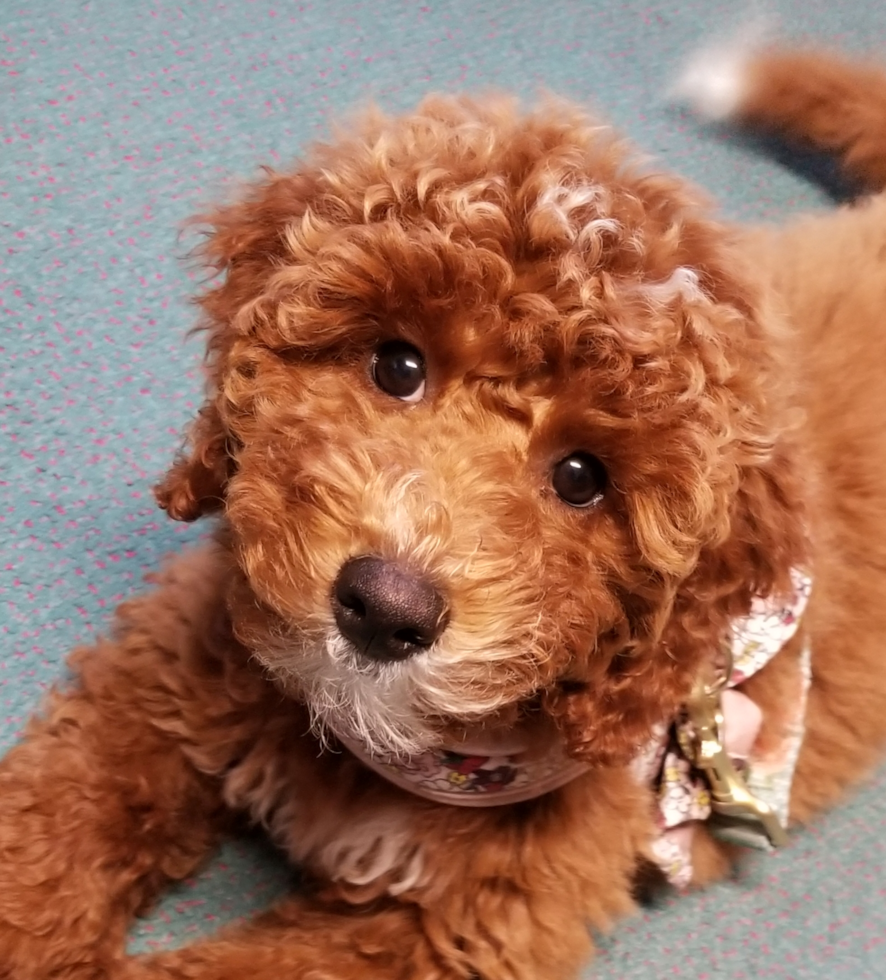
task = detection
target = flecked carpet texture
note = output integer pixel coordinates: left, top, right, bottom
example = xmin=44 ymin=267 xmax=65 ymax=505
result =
xmin=2 ymin=0 xmax=886 ymax=976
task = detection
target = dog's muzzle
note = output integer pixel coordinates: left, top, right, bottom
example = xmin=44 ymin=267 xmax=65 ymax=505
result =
xmin=332 ymin=556 xmax=449 ymax=662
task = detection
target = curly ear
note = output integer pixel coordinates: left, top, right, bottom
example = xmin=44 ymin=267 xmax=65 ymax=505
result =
xmin=154 ymin=402 xmax=233 ymax=522
xmin=156 ymin=168 xmax=317 ymax=522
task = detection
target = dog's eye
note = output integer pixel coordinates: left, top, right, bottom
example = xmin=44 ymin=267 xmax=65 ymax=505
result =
xmin=552 ymin=453 xmax=607 ymax=508
xmin=372 ymin=341 xmax=426 ymax=402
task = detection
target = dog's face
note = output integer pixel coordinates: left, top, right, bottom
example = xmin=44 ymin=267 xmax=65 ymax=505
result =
xmin=157 ymin=97 xmax=806 ymax=764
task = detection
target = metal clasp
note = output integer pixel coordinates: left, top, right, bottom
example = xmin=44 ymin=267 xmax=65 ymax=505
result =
xmin=679 ymin=657 xmax=788 ymax=851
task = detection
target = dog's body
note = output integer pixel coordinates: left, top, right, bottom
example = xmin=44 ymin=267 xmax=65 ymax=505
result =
xmin=2 ymin=48 xmax=886 ymax=980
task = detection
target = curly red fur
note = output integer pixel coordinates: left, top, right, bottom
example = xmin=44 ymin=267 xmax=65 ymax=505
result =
xmin=159 ymin=96 xmax=808 ymax=765
xmin=1 ymin=57 xmax=886 ymax=980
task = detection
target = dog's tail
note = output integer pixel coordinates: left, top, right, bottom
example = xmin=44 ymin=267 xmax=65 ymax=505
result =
xmin=676 ymin=43 xmax=886 ymax=192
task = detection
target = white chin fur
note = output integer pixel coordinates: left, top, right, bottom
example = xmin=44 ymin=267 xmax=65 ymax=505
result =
xmin=266 ymin=630 xmax=510 ymax=760
xmin=312 ymin=633 xmax=438 ymax=757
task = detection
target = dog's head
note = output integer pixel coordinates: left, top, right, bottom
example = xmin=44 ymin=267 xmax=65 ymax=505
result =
xmin=156 ymin=96 xmax=806 ymax=765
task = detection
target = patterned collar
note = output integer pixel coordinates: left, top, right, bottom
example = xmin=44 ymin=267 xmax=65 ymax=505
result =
xmin=336 ymin=724 xmax=589 ymax=807
xmin=340 ymin=569 xmax=813 ymax=885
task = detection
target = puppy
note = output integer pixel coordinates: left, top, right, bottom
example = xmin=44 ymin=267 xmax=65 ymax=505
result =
xmin=2 ymin=46 xmax=886 ymax=980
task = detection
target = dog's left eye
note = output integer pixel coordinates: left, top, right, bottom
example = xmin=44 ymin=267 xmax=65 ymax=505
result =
xmin=552 ymin=453 xmax=607 ymax=508
xmin=371 ymin=341 xmax=426 ymax=402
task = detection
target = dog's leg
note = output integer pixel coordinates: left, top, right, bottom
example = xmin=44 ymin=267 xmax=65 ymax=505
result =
xmin=117 ymin=898 xmax=446 ymax=980
xmin=0 ymin=548 xmax=265 ymax=980
xmin=0 ymin=686 xmax=224 ymax=980
xmin=117 ymin=769 xmax=651 ymax=980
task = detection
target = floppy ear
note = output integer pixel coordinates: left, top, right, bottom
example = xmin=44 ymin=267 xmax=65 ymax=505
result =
xmin=154 ymin=168 xmax=317 ymax=522
xmin=154 ymin=401 xmax=232 ymax=522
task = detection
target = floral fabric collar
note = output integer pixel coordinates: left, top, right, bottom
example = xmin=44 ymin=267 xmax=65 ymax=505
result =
xmin=634 ymin=567 xmax=813 ymax=886
xmin=340 ymin=569 xmax=813 ymax=885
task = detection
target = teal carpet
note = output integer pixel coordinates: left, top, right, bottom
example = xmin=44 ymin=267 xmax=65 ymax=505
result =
xmin=2 ymin=1 xmax=885 ymax=976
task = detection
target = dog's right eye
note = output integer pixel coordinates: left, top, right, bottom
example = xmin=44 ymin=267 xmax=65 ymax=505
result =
xmin=371 ymin=341 xmax=426 ymax=402
xmin=552 ymin=452 xmax=607 ymax=508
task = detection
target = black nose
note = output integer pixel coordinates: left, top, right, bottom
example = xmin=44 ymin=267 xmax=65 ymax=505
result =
xmin=332 ymin=556 xmax=448 ymax=663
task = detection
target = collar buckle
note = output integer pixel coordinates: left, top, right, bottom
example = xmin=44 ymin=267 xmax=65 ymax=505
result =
xmin=680 ymin=674 xmax=789 ymax=851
